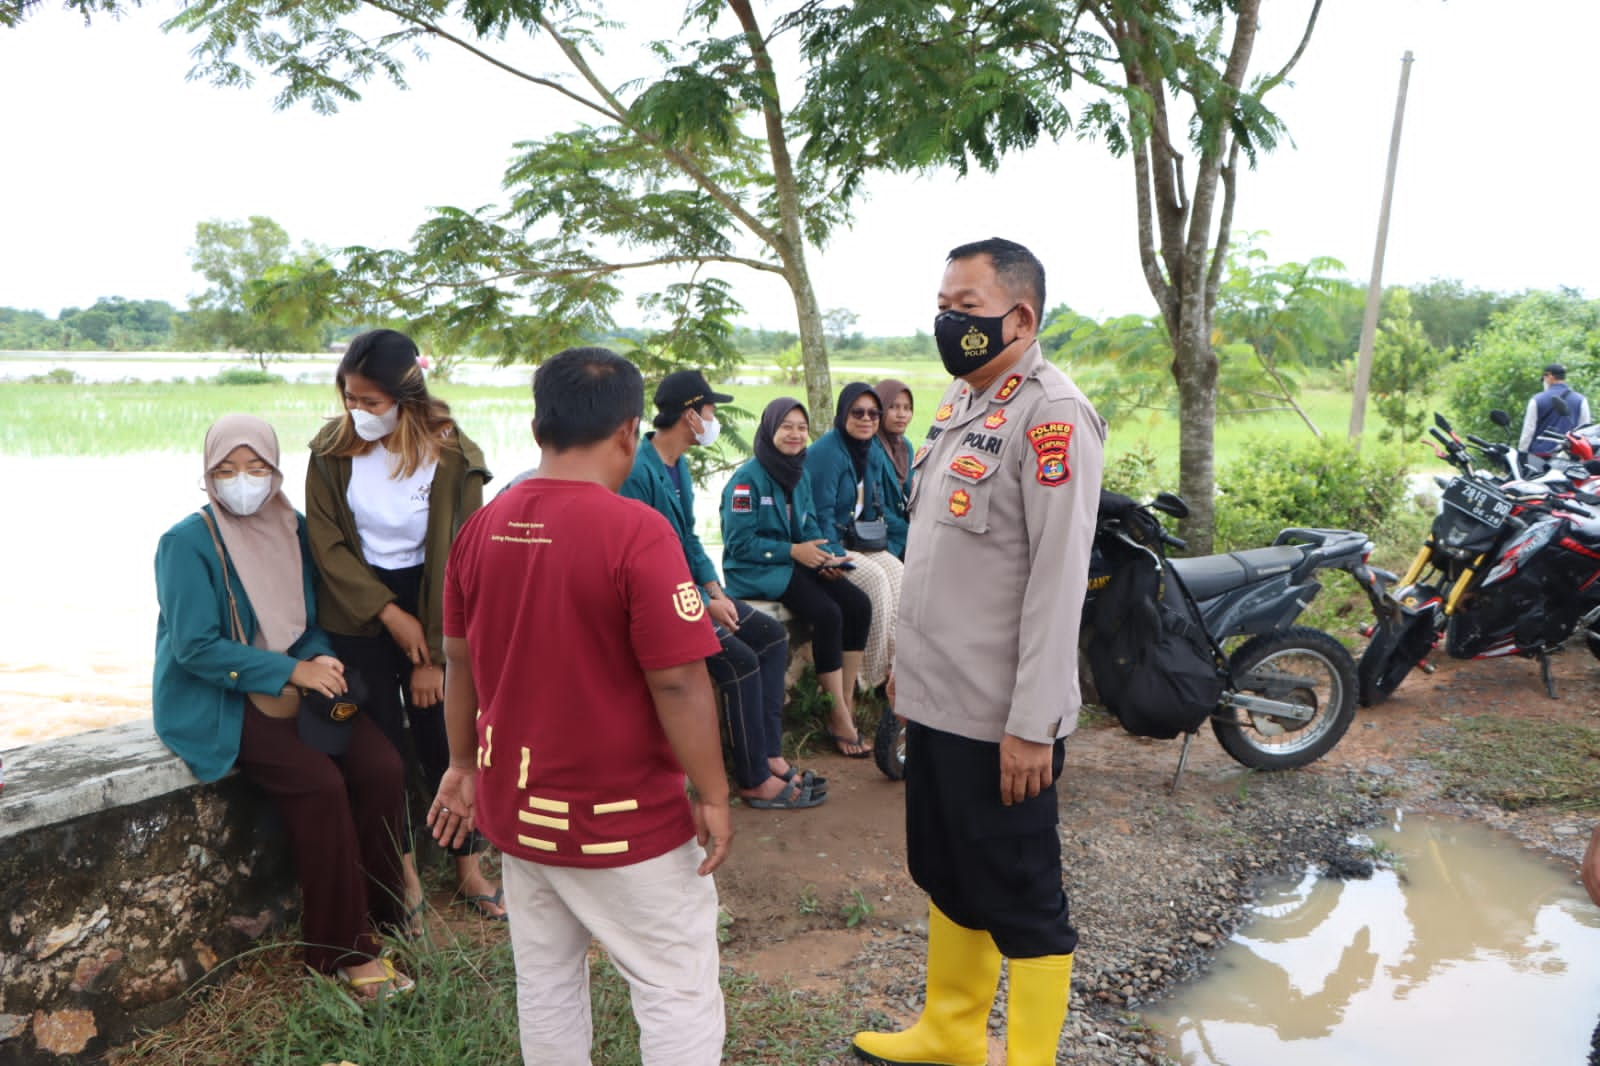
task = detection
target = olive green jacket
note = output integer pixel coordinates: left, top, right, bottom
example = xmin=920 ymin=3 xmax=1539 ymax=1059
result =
xmin=305 ymin=424 xmax=491 ymax=665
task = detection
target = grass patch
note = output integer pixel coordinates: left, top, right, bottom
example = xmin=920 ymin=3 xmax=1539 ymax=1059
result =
xmin=1428 ymin=716 xmax=1600 ymax=811
xmin=114 ymin=922 xmax=872 ymax=1065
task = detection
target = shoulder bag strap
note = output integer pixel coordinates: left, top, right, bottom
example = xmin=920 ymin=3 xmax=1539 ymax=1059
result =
xmin=197 ymin=508 xmax=248 ymax=645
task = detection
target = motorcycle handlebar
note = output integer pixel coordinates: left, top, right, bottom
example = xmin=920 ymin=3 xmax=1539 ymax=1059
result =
xmin=1162 ymin=531 xmax=1188 ymax=551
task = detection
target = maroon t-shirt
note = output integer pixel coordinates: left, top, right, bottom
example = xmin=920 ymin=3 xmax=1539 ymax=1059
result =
xmin=444 ymin=478 xmax=720 ymax=868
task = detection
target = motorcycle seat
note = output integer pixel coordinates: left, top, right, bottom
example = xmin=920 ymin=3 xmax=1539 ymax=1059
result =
xmin=1168 ymin=545 xmax=1306 ymax=600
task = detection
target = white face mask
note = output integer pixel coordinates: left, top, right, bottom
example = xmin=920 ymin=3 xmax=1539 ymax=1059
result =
xmin=213 ymin=473 xmax=274 ymax=516
xmin=692 ymin=414 xmax=721 ymax=448
xmin=351 ymin=405 xmax=400 ymax=442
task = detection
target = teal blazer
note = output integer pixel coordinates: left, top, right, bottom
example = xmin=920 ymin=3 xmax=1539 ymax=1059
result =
xmin=153 ymin=506 xmax=335 ymax=783
xmin=620 ymin=433 xmax=720 ymax=588
xmin=873 ymin=438 xmax=912 ymax=559
xmin=719 ymin=458 xmax=844 ymax=601
xmin=803 ymin=429 xmax=910 ymax=558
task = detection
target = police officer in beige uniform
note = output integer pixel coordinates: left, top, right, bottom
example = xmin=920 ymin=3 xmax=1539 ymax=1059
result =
xmin=854 ymin=238 xmax=1105 ymax=1066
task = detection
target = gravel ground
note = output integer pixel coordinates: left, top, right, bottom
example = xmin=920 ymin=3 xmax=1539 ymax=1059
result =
xmin=825 ymin=767 xmax=1385 ymax=1065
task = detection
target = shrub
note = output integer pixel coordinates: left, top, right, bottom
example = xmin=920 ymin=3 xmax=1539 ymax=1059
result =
xmin=23 ymin=367 xmax=81 ymax=385
xmin=1214 ymin=436 xmax=1409 ymax=551
xmin=213 ymin=367 xmax=286 ymax=385
xmin=1101 ymin=440 xmax=1163 ymax=501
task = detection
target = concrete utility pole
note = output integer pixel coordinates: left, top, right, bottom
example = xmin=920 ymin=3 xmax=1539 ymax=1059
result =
xmin=1350 ymin=50 xmax=1415 ymax=443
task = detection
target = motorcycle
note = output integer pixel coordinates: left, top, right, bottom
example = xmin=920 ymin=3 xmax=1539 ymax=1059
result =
xmin=874 ymin=492 xmax=1381 ymax=786
xmin=1358 ymin=411 xmax=1600 ymax=705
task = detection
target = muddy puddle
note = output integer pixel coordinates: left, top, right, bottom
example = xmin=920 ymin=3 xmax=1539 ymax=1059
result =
xmin=1143 ymin=813 xmax=1600 ymax=1064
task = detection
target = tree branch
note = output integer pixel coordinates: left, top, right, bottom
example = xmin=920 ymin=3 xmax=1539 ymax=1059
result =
xmin=1258 ymin=0 xmax=1323 ymax=95
xmin=538 ymin=15 xmax=786 ymax=254
xmin=387 ymin=253 xmax=783 ymax=301
xmin=359 ymin=0 xmax=620 ymax=124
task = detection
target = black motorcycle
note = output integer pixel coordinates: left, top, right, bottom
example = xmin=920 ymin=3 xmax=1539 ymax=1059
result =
xmin=1358 ymin=412 xmax=1600 ymax=704
xmin=875 ymin=492 xmax=1379 ymax=785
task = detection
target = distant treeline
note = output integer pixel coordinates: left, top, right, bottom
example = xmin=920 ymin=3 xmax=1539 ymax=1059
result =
xmin=0 ymin=277 xmax=1513 ymax=364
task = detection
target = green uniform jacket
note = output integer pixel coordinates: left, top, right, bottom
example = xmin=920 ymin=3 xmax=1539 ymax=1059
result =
xmin=803 ymin=429 xmax=910 ymax=557
xmin=877 ymin=439 xmax=914 ymax=559
xmin=305 ymin=425 xmax=491 ymax=666
xmin=620 ymin=433 xmax=721 ymax=588
xmin=719 ymin=458 xmax=844 ymax=601
xmin=153 ymin=507 xmax=335 ymax=783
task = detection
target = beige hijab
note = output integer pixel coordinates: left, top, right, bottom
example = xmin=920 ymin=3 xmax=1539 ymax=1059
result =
xmin=203 ymin=414 xmax=307 ymax=653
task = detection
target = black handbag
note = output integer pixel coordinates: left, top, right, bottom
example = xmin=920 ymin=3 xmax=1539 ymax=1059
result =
xmin=845 ymin=481 xmax=890 ymax=552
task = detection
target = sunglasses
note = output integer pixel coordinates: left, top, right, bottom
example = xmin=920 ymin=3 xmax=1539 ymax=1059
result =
xmin=848 ymin=407 xmax=881 ymax=421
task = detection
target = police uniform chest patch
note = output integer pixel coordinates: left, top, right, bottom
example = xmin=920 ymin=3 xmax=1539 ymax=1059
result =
xmin=913 ymin=444 xmax=931 ymax=466
xmin=948 ymin=489 xmax=972 ymax=517
xmin=984 ymin=409 xmax=1007 ymax=429
xmin=1027 ymin=422 xmax=1074 ymax=486
xmin=935 ymin=402 xmax=954 ymax=422
xmin=996 ymin=374 xmax=1024 ymax=402
xmin=731 ymin=484 xmax=753 ymax=513
xmin=673 ymin=582 xmax=706 ymax=622
xmin=949 ymin=455 xmax=987 ymax=480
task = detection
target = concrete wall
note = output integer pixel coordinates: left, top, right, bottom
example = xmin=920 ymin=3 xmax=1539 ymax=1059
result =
xmin=0 ymin=722 xmax=296 ymax=1065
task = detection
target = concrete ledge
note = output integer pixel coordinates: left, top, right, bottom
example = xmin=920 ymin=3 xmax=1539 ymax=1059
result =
xmin=1 ymin=722 xmax=203 ymax=844
xmin=0 ymin=722 xmax=295 ymax=1065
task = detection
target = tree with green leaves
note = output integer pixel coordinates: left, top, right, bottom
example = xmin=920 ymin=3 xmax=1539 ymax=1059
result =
xmin=178 ymin=216 xmax=329 ymax=368
xmin=1448 ymin=288 xmax=1600 ymax=440
xmin=24 ymin=0 xmax=871 ymax=417
xmin=799 ymin=0 xmax=1324 ymax=551
xmin=1369 ymin=289 xmax=1445 ymax=445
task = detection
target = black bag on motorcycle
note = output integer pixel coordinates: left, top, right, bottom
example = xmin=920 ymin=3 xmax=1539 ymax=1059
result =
xmin=1082 ymin=503 xmax=1227 ymax=739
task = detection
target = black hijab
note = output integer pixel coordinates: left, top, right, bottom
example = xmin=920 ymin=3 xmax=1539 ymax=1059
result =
xmin=755 ymin=397 xmax=809 ymax=494
xmin=832 ymin=382 xmax=881 ymax=479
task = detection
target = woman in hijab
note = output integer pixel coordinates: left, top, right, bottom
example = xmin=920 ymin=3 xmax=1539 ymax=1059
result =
xmin=803 ymin=383 xmax=906 ymax=697
xmin=721 ymin=398 xmax=875 ymax=757
xmin=875 ymin=378 xmax=915 ymax=557
xmin=153 ymin=414 xmax=412 ymax=998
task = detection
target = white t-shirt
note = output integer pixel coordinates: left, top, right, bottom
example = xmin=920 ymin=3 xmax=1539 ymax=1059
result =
xmin=348 ymin=446 xmax=438 ymax=569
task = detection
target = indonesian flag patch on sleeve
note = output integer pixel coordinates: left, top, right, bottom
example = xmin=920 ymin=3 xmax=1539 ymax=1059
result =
xmin=731 ymin=484 xmax=754 ymax=512
xmin=1026 ymin=422 xmax=1074 ymax=486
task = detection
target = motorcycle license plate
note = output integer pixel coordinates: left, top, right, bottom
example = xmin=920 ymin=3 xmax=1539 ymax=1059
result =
xmin=1442 ymin=479 xmax=1513 ymax=528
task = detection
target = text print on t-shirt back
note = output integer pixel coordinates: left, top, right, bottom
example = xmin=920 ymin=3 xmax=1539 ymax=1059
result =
xmin=490 ymin=520 xmax=552 ymax=545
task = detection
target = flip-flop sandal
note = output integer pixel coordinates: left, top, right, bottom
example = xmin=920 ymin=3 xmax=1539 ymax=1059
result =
xmin=830 ymin=732 xmax=874 ymax=759
xmin=457 ymin=886 xmax=508 ymax=921
xmin=743 ymin=775 xmax=827 ymax=810
xmin=779 ymin=766 xmax=828 ymax=791
xmin=335 ymin=957 xmax=416 ymax=1001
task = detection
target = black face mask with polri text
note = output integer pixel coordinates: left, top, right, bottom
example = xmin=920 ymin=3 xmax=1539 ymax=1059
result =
xmin=933 ymin=304 xmax=1019 ymax=377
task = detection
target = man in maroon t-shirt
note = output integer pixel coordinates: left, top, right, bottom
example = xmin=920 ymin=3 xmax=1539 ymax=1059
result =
xmin=429 ymin=347 xmax=732 ymax=1066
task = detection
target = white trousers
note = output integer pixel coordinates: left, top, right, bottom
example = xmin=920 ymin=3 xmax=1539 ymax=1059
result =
xmin=503 ymin=839 xmax=725 ymax=1066
xmin=844 ymin=549 xmax=903 ymax=689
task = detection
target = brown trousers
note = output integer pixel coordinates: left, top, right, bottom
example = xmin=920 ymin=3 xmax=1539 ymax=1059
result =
xmin=236 ymin=708 xmax=407 ymax=972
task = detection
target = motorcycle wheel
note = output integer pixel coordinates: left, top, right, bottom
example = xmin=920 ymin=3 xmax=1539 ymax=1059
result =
xmin=873 ymin=708 xmax=907 ymax=781
xmin=1212 ymin=626 xmax=1359 ymax=771
xmin=1358 ymin=613 xmax=1435 ymax=707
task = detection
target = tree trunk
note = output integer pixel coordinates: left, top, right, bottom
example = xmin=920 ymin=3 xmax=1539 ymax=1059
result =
xmin=727 ymin=0 xmax=833 ymax=422
xmin=1173 ymin=297 xmax=1218 ymax=554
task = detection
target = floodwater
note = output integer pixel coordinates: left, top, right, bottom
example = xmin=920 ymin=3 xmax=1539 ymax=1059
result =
xmin=1144 ymin=813 xmax=1600 ymax=1064
xmin=0 ymin=449 xmax=728 ymax=750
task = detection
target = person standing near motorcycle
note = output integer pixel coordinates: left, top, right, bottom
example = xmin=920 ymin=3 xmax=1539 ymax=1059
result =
xmin=852 ymin=238 xmax=1105 ymax=1066
xmin=1518 ymin=363 xmax=1590 ymax=457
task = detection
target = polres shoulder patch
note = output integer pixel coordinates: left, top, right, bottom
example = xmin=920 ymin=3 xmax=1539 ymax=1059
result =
xmin=1026 ymin=422 xmax=1074 ymax=487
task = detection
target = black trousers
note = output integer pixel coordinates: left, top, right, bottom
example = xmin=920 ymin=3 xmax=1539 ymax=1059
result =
xmin=705 ymin=599 xmax=790 ymax=789
xmin=330 ymin=563 xmax=482 ymax=859
xmin=779 ymin=565 xmax=871 ymax=674
xmin=235 ymin=707 xmax=406 ymax=971
xmin=904 ymin=721 xmax=1077 ymax=959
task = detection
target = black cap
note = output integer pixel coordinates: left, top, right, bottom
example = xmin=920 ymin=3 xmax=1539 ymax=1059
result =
xmin=654 ymin=369 xmax=733 ymax=413
xmin=1545 ymin=363 xmax=1568 ymax=379
xmin=297 ymin=672 xmax=366 ymax=756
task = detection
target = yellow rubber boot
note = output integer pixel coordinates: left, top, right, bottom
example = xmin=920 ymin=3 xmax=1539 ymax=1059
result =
xmin=1004 ymin=953 xmax=1074 ymax=1066
xmin=852 ymin=903 xmax=1000 ymax=1066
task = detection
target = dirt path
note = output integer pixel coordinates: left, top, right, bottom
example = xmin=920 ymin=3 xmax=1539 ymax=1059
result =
xmin=713 ymin=645 xmax=1600 ymax=1064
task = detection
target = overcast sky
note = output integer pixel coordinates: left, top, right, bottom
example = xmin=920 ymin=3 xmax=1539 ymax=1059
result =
xmin=1 ymin=0 xmax=1595 ymax=338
